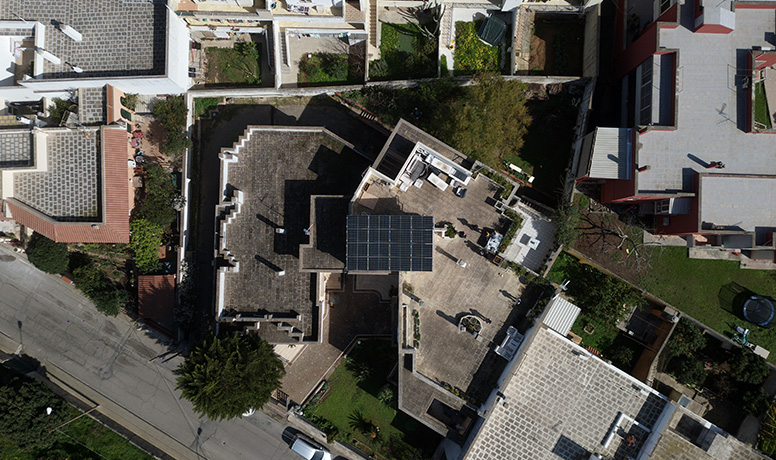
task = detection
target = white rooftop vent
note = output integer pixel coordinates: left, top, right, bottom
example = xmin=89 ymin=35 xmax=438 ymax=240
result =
xmin=277 ymin=270 xmax=285 ymax=277
xmin=35 ymin=47 xmax=61 ymax=65
xmin=54 ymin=21 xmax=83 ymax=42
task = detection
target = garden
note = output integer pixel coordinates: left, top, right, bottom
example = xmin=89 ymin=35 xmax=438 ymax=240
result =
xmin=370 ymin=22 xmax=438 ymax=81
xmin=660 ymin=318 xmax=772 ymax=434
xmin=547 ymin=251 xmax=645 ymax=373
xmin=558 ymin=191 xmax=776 ymax=363
xmin=298 ymin=48 xmax=364 ymax=86
xmin=524 ymin=14 xmax=584 ymax=76
xmin=0 ymin=360 xmax=153 ymax=460
xmin=341 ymin=75 xmax=578 ymax=204
xmin=754 ymin=81 xmax=772 ymax=130
xmin=303 ymin=339 xmax=439 ymax=459
xmin=453 ymin=20 xmax=501 ymax=76
xmin=205 ymin=42 xmax=261 ymax=86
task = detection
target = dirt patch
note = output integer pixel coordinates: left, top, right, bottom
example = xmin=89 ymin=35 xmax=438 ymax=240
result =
xmin=572 ymin=199 xmax=655 ymax=283
xmin=527 ymin=14 xmax=584 ymax=76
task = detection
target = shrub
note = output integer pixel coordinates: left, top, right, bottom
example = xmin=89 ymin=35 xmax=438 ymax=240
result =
xmin=729 ymin=348 xmax=771 ymax=385
xmin=72 ymin=263 xmax=127 ymax=316
xmin=498 ymin=209 xmax=524 ymax=252
xmin=453 ymin=21 xmax=499 ymax=74
xmin=26 ymin=232 xmax=69 ymax=274
xmin=134 ymin=163 xmax=178 ymax=228
xmin=378 ymin=385 xmax=396 ymax=408
xmin=121 ymin=93 xmax=139 ymax=111
xmin=130 ymin=219 xmax=164 ymax=274
xmin=440 ymin=54 xmax=449 ymax=76
xmin=742 ymin=387 xmax=770 ymax=416
xmin=554 ymin=200 xmax=582 ymax=248
xmin=160 ymin=129 xmax=192 ymax=157
xmin=194 ymin=97 xmax=220 ymax=117
xmin=445 ymin=224 xmax=457 ymax=238
xmin=299 ymin=53 xmax=348 ymax=84
xmin=760 ymin=401 xmax=776 ymax=455
xmin=152 ymin=96 xmax=187 ymax=132
xmin=670 ymin=355 xmax=707 ymax=387
xmin=666 ymin=317 xmax=707 ymax=358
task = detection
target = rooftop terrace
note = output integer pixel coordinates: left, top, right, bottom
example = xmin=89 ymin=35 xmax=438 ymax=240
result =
xmin=1 ymin=0 xmax=166 ymax=79
xmin=216 ymin=127 xmax=371 ymax=341
xmin=636 ymin=3 xmax=776 ymax=193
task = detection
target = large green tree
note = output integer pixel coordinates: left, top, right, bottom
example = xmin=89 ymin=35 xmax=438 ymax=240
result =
xmin=130 ymin=218 xmax=163 ymax=274
xmin=175 ymin=334 xmax=285 ymax=421
xmin=666 ymin=317 xmax=707 ymax=358
xmin=134 ymin=163 xmax=178 ymax=228
xmin=26 ymin=233 xmax=70 ymax=274
xmin=435 ymin=73 xmax=532 ymax=169
xmin=564 ymin=263 xmax=641 ymax=324
xmin=0 ymin=377 xmax=70 ymax=450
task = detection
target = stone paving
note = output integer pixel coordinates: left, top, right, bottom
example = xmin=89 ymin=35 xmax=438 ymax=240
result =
xmin=0 ymin=131 xmax=33 ymax=167
xmin=14 ymin=128 xmax=100 ymax=220
xmin=1 ymin=0 xmax=165 ymax=78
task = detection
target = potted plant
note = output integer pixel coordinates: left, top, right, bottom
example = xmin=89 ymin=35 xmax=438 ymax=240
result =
xmin=459 ymin=315 xmax=483 ymax=338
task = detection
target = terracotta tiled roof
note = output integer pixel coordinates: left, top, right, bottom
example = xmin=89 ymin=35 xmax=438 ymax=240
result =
xmin=137 ymin=274 xmax=176 ymax=319
xmin=6 ymin=126 xmax=130 ymax=243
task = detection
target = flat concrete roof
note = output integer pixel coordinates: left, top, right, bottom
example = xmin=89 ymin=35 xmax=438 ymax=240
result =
xmin=636 ymin=4 xmax=776 ymax=193
xmin=699 ymin=174 xmax=776 ymax=233
xmin=216 ymin=127 xmax=370 ymax=340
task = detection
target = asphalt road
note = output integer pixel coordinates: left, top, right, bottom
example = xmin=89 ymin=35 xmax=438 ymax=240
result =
xmin=0 ymin=244 xmax=299 ymax=460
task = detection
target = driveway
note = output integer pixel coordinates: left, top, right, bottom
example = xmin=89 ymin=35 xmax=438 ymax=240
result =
xmin=0 ymin=245 xmax=300 ymax=460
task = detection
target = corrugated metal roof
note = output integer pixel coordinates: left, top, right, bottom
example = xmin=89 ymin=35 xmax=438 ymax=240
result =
xmin=543 ymin=296 xmax=581 ymax=337
xmin=589 ymin=127 xmax=631 ymax=180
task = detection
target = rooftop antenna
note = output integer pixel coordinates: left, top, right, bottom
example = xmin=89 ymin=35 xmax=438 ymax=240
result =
xmin=51 ymin=20 xmax=83 ymax=42
xmin=65 ymin=61 xmax=83 ymax=73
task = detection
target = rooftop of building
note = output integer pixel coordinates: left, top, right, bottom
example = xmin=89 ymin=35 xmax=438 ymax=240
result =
xmin=463 ymin=325 xmax=768 ymax=460
xmin=4 ymin=126 xmax=130 ymax=243
xmin=0 ymin=130 xmax=33 ymax=167
xmin=138 ymin=274 xmax=176 ymax=320
xmin=14 ymin=128 xmax=101 ymax=220
xmin=636 ymin=2 xmax=776 ymax=193
xmin=698 ymin=173 xmax=776 ymax=233
xmin=0 ymin=0 xmax=166 ymax=79
xmin=216 ymin=127 xmax=371 ymax=340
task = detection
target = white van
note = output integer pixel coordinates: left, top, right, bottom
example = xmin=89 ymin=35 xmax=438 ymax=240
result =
xmin=290 ymin=434 xmax=332 ymax=460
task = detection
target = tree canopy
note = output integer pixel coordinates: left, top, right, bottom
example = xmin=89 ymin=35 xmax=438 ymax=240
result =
xmin=134 ymin=163 xmax=178 ymax=228
xmin=0 ymin=377 xmax=70 ymax=451
xmin=666 ymin=317 xmax=707 ymax=358
xmin=130 ymin=218 xmax=163 ymax=274
xmin=175 ymin=333 xmax=285 ymax=421
xmin=435 ymin=73 xmax=532 ymax=169
xmin=729 ymin=348 xmax=771 ymax=385
xmin=563 ymin=262 xmax=641 ymax=325
xmin=72 ymin=262 xmax=127 ymax=316
xmin=26 ymin=232 xmax=70 ymax=274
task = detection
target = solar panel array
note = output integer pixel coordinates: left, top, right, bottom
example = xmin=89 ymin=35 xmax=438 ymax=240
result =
xmin=346 ymin=215 xmax=434 ymax=272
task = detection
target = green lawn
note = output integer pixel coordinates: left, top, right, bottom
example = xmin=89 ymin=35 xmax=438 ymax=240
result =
xmin=205 ymin=43 xmax=261 ymax=86
xmin=304 ymin=340 xmax=436 ymax=458
xmin=453 ymin=20 xmax=500 ymax=75
xmin=370 ymin=23 xmax=437 ymax=81
xmin=641 ymin=247 xmax=776 ymax=363
xmin=0 ymin=363 xmax=153 ymax=460
xmin=754 ymin=81 xmax=772 ymax=130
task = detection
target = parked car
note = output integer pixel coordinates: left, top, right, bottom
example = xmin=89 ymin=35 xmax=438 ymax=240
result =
xmin=290 ymin=434 xmax=331 ymax=460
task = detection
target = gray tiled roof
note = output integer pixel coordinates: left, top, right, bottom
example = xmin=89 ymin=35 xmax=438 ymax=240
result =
xmin=14 ymin=129 xmax=101 ymax=220
xmin=1 ymin=0 xmax=165 ymax=79
xmin=0 ymin=131 xmax=33 ymax=167
xmin=77 ymin=87 xmax=106 ymax=125
xmin=465 ymin=326 xmax=668 ymax=460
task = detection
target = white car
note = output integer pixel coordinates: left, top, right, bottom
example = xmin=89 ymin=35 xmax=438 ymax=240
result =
xmin=290 ymin=434 xmax=332 ymax=460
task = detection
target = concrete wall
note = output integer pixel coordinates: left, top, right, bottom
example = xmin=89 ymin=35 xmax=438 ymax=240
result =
xmin=582 ymin=4 xmax=600 ymax=78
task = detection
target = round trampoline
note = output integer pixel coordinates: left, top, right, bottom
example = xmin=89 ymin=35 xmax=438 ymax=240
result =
xmin=743 ymin=295 xmax=776 ymax=327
